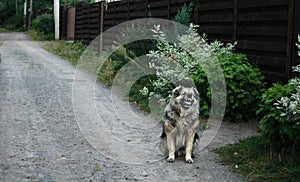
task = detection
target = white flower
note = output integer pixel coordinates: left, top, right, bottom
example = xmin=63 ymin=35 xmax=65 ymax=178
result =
xmin=148 ymin=23 xmax=235 ymax=106
xmin=139 ymin=87 xmax=149 ymax=96
xmin=280 ymin=113 xmax=287 ymax=117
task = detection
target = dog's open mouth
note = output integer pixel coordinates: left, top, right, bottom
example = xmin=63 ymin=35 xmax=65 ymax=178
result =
xmin=181 ymin=95 xmax=194 ymax=109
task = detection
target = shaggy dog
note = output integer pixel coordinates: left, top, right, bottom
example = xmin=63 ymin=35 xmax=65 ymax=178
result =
xmin=159 ymin=86 xmax=200 ymax=163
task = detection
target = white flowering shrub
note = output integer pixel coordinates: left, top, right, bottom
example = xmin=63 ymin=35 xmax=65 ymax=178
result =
xmin=147 ymin=24 xmax=233 ymax=101
xmin=146 ymin=24 xmax=266 ymax=121
xmin=259 ymin=35 xmax=300 ymax=149
xmin=274 ymin=66 xmax=300 ymax=121
xmin=275 ymin=36 xmax=300 ymax=123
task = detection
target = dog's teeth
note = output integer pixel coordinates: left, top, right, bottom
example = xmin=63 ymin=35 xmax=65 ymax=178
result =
xmin=185 ymin=101 xmax=192 ymax=105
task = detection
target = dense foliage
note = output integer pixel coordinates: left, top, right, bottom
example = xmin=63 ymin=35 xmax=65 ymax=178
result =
xmin=0 ymin=0 xmax=97 ymax=31
xmin=194 ymin=53 xmax=266 ymax=121
xmin=258 ymin=83 xmax=297 ymax=149
xmin=0 ymin=0 xmax=53 ymax=30
xmin=147 ymin=24 xmax=265 ymax=121
xmin=0 ymin=0 xmax=24 ymax=30
xmin=98 ymin=46 xmax=134 ymax=86
xmin=174 ymin=2 xmax=194 ymax=26
xmin=30 ymin=14 xmax=54 ymax=40
xmin=258 ymin=35 xmax=300 ymax=151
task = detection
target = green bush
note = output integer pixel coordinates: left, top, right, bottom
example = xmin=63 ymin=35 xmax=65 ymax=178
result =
xmin=31 ymin=13 xmax=54 ymax=40
xmin=97 ymin=46 xmax=157 ymax=111
xmin=147 ymin=24 xmax=265 ymax=121
xmin=258 ymin=35 xmax=300 ymax=151
xmin=193 ymin=53 xmax=266 ymax=121
xmin=174 ymin=2 xmax=194 ymax=26
xmin=98 ymin=46 xmax=134 ymax=86
xmin=1 ymin=14 xmax=24 ymax=30
xmin=257 ymin=83 xmax=298 ymax=150
xmin=129 ymin=75 xmax=157 ymax=112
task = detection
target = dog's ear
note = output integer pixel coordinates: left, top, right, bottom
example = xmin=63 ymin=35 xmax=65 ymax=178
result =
xmin=193 ymin=87 xmax=199 ymax=98
xmin=173 ymin=86 xmax=182 ymax=97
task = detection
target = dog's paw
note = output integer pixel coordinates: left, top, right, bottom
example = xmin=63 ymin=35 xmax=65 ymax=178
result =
xmin=167 ymin=157 xmax=175 ymax=163
xmin=185 ymin=158 xmax=193 ymax=163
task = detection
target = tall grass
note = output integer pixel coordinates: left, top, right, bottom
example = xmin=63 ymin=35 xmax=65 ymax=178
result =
xmin=44 ymin=40 xmax=86 ymax=65
xmin=215 ymin=136 xmax=300 ymax=181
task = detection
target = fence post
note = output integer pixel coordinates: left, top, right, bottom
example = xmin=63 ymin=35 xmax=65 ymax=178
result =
xmin=98 ymin=2 xmax=104 ymax=54
xmin=193 ymin=0 xmax=200 ymax=25
xmin=291 ymin=0 xmax=300 ymax=71
xmin=145 ymin=0 xmax=148 ymax=17
xmin=113 ymin=3 xmax=116 ymax=25
xmin=127 ymin=0 xmax=130 ymax=20
xmin=167 ymin=0 xmax=170 ymax=19
xmin=286 ymin=0 xmax=296 ymax=80
xmin=74 ymin=3 xmax=79 ymax=41
xmin=62 ymin=3 xmax=67 ymax=39
xmin=88 ymin=3 xmax=91 ymax=44
xmin=233 ymin=0 xmax=239 ymax=43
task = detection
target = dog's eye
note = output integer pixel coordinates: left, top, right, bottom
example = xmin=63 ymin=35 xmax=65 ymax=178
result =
xmin=174 ymin=89 xmax=180 ymax=97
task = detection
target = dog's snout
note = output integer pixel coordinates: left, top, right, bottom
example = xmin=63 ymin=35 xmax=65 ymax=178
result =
xmin=185 ymin=94 xmax=193 ymax=100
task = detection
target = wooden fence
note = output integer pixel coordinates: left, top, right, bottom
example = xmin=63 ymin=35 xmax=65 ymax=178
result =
xmin=102 ymin=0 xmax=192 ymax=31
xmin=74 ymin=2 xmax=103 ymax=44
xmin=195 ymin=0 xmax=299 ymax=82
xmin=60 ymin=0 xmax=299 ymax=82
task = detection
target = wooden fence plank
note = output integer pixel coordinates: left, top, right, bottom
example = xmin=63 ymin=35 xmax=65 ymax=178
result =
xmin=238 ymin=41 xmax=286 ymax=52
xmin=238 ymin=11 xmax=288 ymax=22
xmin=238 ymin=0 xmax=288 ymax=8
xmin=238 ymin=26 xmax=287 ymax=36
xmin=199 ymin=14 xmax=234 ymax=23
xmin=199 ymin=1 xmax=233 ymax=11
xmin=286 ymin=0 xmax=296 ymax=80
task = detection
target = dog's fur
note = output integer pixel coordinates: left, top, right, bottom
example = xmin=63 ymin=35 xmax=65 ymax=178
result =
xmin=159 ymin=86 xmax=199 ymax=163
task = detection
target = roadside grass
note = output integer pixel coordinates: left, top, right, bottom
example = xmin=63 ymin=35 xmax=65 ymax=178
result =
xmin=128 ymin=75 xmax=157 ymax=113
xmin=0 ymin=28 xmax=23 ymax=32
xmin=0 ymin=28 xmax=10 ymax=32
xmin=44 ymin=41 xmax=156 ymax=112
xmin=215 ymin=136 xmax=300 ymax=181
xmin=27 ymin=30 xmax=46 ymax=41
xmin=44 ymin=40 xmax=86 ymax=65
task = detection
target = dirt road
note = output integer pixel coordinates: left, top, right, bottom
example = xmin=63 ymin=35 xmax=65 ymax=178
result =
xmin=0 ymin=32 xmax=257 ymax=181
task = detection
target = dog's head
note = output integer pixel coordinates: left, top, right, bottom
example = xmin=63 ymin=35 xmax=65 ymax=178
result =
xmin=172 ymin=86 xmax=199 ymax=110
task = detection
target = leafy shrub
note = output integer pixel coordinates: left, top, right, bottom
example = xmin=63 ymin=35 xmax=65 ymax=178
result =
xmin=1 ymin=14 xmax=24 ymax=30
xmin=129 ymin=75 xmax=156 ymax=112
xmin=97 ymin=46 xmax=157 ymax=111
xmin=98 ymin=46 xmax=134 ymax=85
xmin=31 ymin=13 xmax=54 ymax=40
xmin=257 ymin=83 xmax=296 ymax=149
xmin=174 ymin=2 xmax=194 ymax=26
xmin=193 ymin=53 xmax=266 ymax=121
xmin=258 ymin=35 xmax=300 ymax=151
xmin=147 ymin=24 xmax=265 ymax=121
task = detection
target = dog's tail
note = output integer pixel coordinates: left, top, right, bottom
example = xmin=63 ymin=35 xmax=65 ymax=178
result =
xmin=158 ymin=137 xmax=168 ymax=156
xmin=158 ymin=121 xmax=168 ymax=155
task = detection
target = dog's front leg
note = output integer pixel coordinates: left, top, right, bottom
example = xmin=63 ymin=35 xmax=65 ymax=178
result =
xmin=185 ymin=131 xmax=195 ymax=163
xmin=165 ymin=122 xmax=175 ymax=162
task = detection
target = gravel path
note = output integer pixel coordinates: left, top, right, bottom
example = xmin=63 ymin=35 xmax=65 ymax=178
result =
xmin=0 ymin=32 xmax=258 ymax=181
